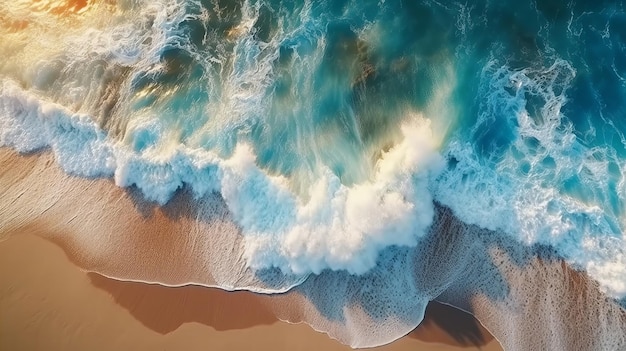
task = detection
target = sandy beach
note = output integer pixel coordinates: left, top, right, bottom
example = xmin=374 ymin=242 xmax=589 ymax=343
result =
xmin=0 ymin=234 xmax=500 ymax=351
xmin=0 ymin=149 xmax=502 ymax=350
xmin=2 ymin=148 xmax=626 ymax=350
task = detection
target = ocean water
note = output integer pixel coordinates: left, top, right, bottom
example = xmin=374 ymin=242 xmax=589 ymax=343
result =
xmin=1 ymin=0 xmax=626 ymax=347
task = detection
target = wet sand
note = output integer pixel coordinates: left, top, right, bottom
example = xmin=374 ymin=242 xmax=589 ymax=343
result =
xmin=0 ymin=233 xmax=501 ymax=351
xmin=3 ymin=147 xmax=626 ymax=350
xmin=0 ymin=148 xmax=502 ymax=350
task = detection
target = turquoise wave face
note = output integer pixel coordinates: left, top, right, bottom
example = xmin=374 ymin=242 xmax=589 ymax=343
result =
xmin=1 ymin=0 xmax=625 ymax=296
xmin=123 ymin=0 xmax=460 ymax=186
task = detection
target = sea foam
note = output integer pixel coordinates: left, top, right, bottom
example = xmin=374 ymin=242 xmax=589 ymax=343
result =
xmin=434 ymin=60 xmax=626 ymax=297
xmin=0 ymin=79 xmax=445 ymax=277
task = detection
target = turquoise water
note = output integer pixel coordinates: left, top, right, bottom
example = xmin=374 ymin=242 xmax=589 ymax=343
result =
xmin=1 ymin=0 xmax=626 ymax=345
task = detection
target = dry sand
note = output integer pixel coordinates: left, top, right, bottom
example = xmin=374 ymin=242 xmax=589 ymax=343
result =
xmin=3 ymin=147 xmax=626 ymax=350
xmin=0 ymin=148 xmax=502 ymax=350
xmin=0 ymin=234 xmax=501 ymax=351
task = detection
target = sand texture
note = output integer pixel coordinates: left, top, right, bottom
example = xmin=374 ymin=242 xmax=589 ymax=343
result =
xmin=0 ymin=233 xmax=500 ymax=351
xmin=2 ymin=148 xmax=625 ymax=350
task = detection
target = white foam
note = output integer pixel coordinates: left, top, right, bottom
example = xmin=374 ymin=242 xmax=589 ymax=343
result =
xmin=1 ymin=79 xmax=445 ymax=277
xmin=223 ymin=118 xmax=444 ymax=275
xmin=7 ymin=2 xmax=451 ymax=278
xmin=433 ymin=59 xmax=626 ymax=298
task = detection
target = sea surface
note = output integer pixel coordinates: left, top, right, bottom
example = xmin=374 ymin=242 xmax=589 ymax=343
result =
xmin=2 ymin=0 xmax=626 ymax=347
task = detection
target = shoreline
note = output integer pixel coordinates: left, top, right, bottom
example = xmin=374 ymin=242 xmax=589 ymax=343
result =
xmin=0 ymin=232 xmax=501 ymax=351
xmin=2 ymin=148 xmax=625 ymax=349
xmin=0 ymin=148 xmax=502 ymax=350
